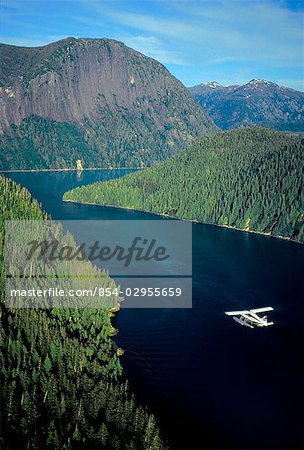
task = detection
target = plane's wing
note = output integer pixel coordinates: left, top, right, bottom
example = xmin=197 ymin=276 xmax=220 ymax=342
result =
xmin=225 ymin=310 xmax=249 ymax=316
xmin=242 ymin=312 xmax=261 ymax=323
xmin=250 ymin=307 xmax=273 ymax=313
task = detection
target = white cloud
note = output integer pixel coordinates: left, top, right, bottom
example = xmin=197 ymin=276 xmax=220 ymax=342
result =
xmin=121 ymin=35 xmax=186 ymax=65
xmin=209 ymin=56 xmax=236 ymax=64
xmin=81 ymin=0 xmax=303 ymax=67
xmin=80 ymin=0 xmax=195 ymax=39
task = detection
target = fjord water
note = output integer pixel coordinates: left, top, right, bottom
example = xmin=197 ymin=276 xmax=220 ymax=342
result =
xmin=6 ymin=170 xmax=304 ymax=449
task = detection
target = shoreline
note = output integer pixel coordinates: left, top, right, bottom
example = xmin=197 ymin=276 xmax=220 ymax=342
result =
xmin=0 ymin=167 xmax=140 ymax=173
xmin=63 ymin=198 xmax=303 ymax=245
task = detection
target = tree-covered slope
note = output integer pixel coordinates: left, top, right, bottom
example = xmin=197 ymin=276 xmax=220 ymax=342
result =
xmin=0 ymin=38 xmax=216 ymax=169
xmin=64 ymin=128 xmax=304 ymax=242
xmin=0 ymin=175 xmax=166 ymax=449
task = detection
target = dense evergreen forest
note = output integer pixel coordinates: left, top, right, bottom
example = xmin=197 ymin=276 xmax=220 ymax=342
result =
xmin=0 ymin=175 xmax=166 ymax=449
xmin=0 ymin=112 xmax=213 ymax=170
xmin=64 ymin=128 xmax=304 ymax=243
xmin=0 ymin=116 xmax=103 ymax=170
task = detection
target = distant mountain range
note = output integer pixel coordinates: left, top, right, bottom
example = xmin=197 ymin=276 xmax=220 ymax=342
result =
xmin=189 ymin=79 xmax=304 ymax=131
xmin=0 ymin=37 xmax=216 ymax=170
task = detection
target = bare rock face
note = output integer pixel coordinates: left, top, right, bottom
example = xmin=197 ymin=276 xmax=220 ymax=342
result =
xmin=189 ymin=79 xmax=304 ymax=131
xmin=0 ymin=38 xmax=217 ymax=169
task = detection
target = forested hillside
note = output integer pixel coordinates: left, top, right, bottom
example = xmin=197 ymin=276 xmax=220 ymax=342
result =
xmin=0 ymin=116 xmax=103 ymax=169
xmin=0 ymin=38 xmax=216 ymax=169
xmin=64 ymin=128 xmax=304 ymax=242
xmin=0 ymin=175 xmax=165 ymax=449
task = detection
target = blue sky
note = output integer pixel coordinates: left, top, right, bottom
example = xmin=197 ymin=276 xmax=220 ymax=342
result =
xmin=1 ymin=0 xmax=303 ymax=90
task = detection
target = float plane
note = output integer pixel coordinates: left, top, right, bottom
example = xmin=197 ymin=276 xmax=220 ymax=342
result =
xmin=225 ymin=307 xmax=274 ymax=328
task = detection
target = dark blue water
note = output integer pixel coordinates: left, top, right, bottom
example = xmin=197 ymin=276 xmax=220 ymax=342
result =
xmin=5 ymin=170 xmax=304 ymax=449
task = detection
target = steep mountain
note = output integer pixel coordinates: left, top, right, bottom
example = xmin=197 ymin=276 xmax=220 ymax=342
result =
xmin=64 ymin=128 xmax=304 ymax=242
xmin=0 ymin=37 xmax=216 ymax=169
xmin=189 ymin=79 xmax=304 ymax=131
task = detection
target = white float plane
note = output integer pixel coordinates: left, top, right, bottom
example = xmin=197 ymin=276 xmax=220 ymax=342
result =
xmin=225 ymin=307 xmax=274 ymax=328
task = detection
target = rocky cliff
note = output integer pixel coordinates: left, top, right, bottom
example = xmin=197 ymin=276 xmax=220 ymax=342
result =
xmin=0 ymin=38 xmax=217 ymax=169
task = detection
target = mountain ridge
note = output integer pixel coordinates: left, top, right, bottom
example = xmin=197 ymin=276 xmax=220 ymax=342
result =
xmin=189 ymin=79 xmax=304 ymax=131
